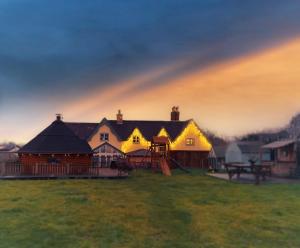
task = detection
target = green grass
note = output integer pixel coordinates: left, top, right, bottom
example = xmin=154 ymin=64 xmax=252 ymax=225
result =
xmin=0 ymin=170 xmax=300 ymax=248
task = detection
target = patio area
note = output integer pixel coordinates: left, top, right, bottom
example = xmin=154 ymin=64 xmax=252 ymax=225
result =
xmin=207 ymin=172 xmax=300 ymax=184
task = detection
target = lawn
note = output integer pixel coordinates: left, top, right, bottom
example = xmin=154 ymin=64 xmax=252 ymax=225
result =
xmin=0 ymin=170 xmax=299 ymax=248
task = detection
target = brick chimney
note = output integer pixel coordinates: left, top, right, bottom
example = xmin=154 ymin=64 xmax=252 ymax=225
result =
xmin=56 ymin=113 xmax=63 ymax=121
xmin=116 ymin=109 xmax=123 ymax=124
xmin=171 ymin=106 xmax=180 ymax=121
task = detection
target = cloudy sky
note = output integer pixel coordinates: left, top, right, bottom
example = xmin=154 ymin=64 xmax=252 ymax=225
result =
xmin=1 ymin=0 xmax=300 ymax=143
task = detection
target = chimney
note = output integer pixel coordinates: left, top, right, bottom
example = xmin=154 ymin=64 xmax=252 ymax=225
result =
xmin=56 ymin=113 xmax=63 ymax=121
xmin=171 ymin=106 xmax=180 ymax=121
xmin=116 ymin=109 xmax=123 ymax=124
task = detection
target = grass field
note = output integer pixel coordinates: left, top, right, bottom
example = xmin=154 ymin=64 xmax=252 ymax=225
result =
xmin=0 ymin=170 xmax=299 ymax=248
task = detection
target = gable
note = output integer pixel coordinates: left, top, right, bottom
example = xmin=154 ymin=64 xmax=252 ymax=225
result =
xmin=88 ymin=123 xmax=121 ymax=150
xmin=93 ymin=142 xmax=124 ymax=155
xmin=157 ymin=127 xmax=170 ymax=138
xmin=121 ymin=128 xmax=150 ymax=153
xmin=170 ymin=121 xmax=212 ymax=151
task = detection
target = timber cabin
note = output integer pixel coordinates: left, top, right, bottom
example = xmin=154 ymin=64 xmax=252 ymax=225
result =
xmin=18 ymin=115 xmax=93 ymax=166
xmin=261 ymin=139 xmax=297 ymax=177
xmin=66 ymin=107 xmax=212 ymax=167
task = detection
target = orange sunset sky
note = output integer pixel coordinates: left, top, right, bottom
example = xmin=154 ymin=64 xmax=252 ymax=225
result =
xmin=1 ymin=1 xmax=300 ymax=143
xmin=2 ymin=37 xmax=300 ymax=143
xmin=63 ymin=38 xmax=300 ymax=136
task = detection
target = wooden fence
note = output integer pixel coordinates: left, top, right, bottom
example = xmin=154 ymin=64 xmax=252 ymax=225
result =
xmin=0 ymin=163 xmax=126 ymax=178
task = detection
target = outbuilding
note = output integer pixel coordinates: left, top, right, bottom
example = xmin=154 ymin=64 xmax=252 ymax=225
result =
xmin=225 ymin=141 xmax=262 ymax=164
xmin=261 ymin=139 xmax=297 ymax=177
xmin=18 ymin=115 xmax=93 ymax=166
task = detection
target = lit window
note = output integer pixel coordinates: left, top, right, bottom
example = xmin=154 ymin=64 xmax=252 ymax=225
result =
xmin=133 ymin=135 xmax=140 ymax=144
xmin=186 ymin=138 xmax=195 ymax=146
xmin=100 ymin=133 xmax=109 ymax=141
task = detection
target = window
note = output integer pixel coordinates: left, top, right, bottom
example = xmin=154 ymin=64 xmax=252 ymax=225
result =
xmin=100 ymin=133 xmax=109 ymax=141
xmin=133 ymin=135 xmax=140 ymax=144
xmin=186 ymin=138 xmax=195 ymax=146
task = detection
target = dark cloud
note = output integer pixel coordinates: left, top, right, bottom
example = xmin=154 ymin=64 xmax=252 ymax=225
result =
xmin=1 ymin=0 xmax=300 ymax=98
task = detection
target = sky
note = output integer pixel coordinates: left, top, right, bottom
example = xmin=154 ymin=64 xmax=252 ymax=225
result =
xmin=1 ymin=0 xmax=300 ymax=143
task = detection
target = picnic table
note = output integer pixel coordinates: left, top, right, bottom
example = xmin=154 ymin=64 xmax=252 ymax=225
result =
xmin=224 ymin=163 xmax=272 ymax=185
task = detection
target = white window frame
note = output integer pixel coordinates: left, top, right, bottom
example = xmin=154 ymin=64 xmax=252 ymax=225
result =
xmin=100 ymin=133 xmax=109 ymax=141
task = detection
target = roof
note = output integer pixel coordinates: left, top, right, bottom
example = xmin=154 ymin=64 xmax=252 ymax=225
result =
xmin=213 ymin=145 xmax=227 ymax=158
xmin=262 ymin=139 xmax=295 ymax=149
xmin=65 ymin=122 xmax=98 ymax=140
xmin=19 ymin=119 xmax=92 ymax=154
xmin=236 ymin=142 xmax=262 ymax=154
xmin=127 ymin=149 xmax=150 ymax=157
xmin=92 ymin=142 xmax=124 ymax=154
xmin=0 ymin=144 xmax=20 ymax=153
xmin=105 ymin=120 xmax=190 ymax=141
xmin=152 ymin=136 xmax=169 ymax=144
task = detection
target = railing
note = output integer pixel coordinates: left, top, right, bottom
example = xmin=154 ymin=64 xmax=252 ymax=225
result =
xmin=0 ymin=163 xmax=127 ymax=178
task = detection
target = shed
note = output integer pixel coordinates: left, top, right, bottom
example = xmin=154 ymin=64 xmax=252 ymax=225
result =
xmin=261 ymin=139 xmax=296 ymax=176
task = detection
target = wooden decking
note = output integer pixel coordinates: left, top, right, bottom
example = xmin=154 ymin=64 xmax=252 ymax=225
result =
xmin=0 ymin=164 xmax=128 ymax=180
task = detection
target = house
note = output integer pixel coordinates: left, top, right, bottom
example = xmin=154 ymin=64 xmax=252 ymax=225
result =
xmin=67 ymin=107 xmax=213 ymax=167
xmin=18 ymin=115 xmax=93 ymax=166
xmin=0 ymin=143 xmax=20 ymax=164
xmin=261 ymin=139 xmax=297 ymax=177
xmin=225 ymin=141 xmax=262 ymax=164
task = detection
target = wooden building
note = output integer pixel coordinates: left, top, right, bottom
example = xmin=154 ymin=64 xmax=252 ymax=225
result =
xmin=18 ymin=115 xmax=93 ymax=166
xmin=261 ymin=139 xmax=297 ymax=177
xmin=67 ymin=107 xmax=212 ymax=168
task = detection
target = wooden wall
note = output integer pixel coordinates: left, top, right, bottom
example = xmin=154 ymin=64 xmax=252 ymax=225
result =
xmin=170 ymin=151 xmax=210 ymax=168
xmin=19 ymin=154 xmax=92 ymax=166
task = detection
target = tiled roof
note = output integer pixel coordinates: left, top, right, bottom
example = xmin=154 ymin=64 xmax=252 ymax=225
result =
xmin=65 ymin=119 xmax=192 ymax=142
xmin=106 ymin=120 xmax=190 ymax=141
xmin=19 ymin=120 xmax=92 ymax=154
xmin=213 ymin=145 xmax=227 ymax=158
xmin=127 ymin=149 xmax=150 ymax=157
xmin=262 ymin=139 xmax=295 ymax=149
xmin=237 ymin=142 xmax=262 ymax=154
xmin=66 ymin=122 xmax=98 ymax=140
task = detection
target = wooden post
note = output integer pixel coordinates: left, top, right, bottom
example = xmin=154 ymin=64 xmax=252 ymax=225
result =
xmin=295 ymin=139 xmax=300 ymax=178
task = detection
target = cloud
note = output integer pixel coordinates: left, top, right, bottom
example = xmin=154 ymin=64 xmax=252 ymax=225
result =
xmin=62 ymin=38 xmax=300 ymax=137
xmin=2 ymin=1 xmax=300 ymax=142
xmin=0 ymin=0 xmax=300 ymax=98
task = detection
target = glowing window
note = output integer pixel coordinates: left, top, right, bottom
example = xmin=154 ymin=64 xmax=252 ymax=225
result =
xmin=186 ymin=138 xmax=195 ymax=146
xmin=133 ymin=135 xmax=140 ymax=144
xmin=100 ymin=133 xmax=109 ymax=141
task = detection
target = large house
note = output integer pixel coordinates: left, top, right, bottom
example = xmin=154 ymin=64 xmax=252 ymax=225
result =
xmin=66 ymin=107 xmax=212 ymax=167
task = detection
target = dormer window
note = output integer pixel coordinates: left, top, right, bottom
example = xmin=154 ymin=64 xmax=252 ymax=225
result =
xmin=133 ymin=135 xmax=140 ymax=144
xmin=100 ymin=133 xmax=109 ymax=141
xmin=186 ymin=138 xmax=195 ymax=146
